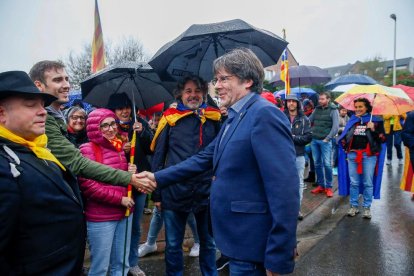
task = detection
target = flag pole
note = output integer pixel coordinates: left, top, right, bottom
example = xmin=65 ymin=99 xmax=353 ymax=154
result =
xmin=280 ymin=29 xmax=290 ymax=96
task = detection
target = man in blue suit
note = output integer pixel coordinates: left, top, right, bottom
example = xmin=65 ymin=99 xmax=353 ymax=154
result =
xmin=140 ymin=48 xmax=299 ymax=275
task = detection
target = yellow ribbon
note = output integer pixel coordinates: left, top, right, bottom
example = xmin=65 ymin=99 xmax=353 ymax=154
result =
xmin=0 ymin=125 xmax=66 ymax=171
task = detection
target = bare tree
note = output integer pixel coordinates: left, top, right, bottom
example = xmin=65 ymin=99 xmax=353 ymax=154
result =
xmin=65 ymin=36 xmax=149 ymax=89
xmin=108 ymin=36 xmax=149 ymax=65
xmin=66 ymin=44 xmax=92 ymax=90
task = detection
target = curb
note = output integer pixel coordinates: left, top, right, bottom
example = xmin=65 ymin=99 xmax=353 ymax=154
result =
xmin=297 ymin=193 xmax=348 ymax=237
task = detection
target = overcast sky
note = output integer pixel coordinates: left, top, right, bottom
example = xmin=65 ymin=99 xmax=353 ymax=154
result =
xmin=1 ymin=0 xmax=413 ymax=73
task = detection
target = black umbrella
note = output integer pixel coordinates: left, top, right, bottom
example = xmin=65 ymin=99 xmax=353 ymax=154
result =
xmin=81 ymin=62 xmax=173 ymax=112
xmin=270 ymin=65 xmax=331 ymax=87
xmin=149 ymin=19 xmax=288 ymax=82
xmin=324 ymin=74 xmax=377 ymax=90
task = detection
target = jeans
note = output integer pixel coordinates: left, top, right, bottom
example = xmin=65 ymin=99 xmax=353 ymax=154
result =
xmin=228 ymin=259 xmax=266 ymax=276
xmin=347 ymin=151 xmax=377 ymax=208
xmin=332 ymin=139 xmax=339 ymax=167
xmin=87 ymin=216 xmax=133 ymax=276
xmin=163 ymin=209 xmax=217 ymax=276
xmin=305 ymin=144 xmax=314 ymax=172
xmin=129 ymin=192 xmax=147 ymax=267
xmin=146 ymin=207 xmax=200 ymax=245
xmin=386 ymin=127 xmax=403 ymax=160
xmin=311 ymin=139 xmax=333 ymax=188
xmin=295 ymin=156 xmax=305 ymax=206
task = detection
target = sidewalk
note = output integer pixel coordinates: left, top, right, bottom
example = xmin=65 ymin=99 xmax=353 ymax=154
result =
xmin=135 ymin=175 xmax=347 ymax=275
xmin=83 ymin=175 xmax=347 ymax=275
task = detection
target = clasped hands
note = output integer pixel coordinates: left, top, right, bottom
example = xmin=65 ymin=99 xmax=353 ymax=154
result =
xmin=130 ymin=171 xmax=157 ymax=194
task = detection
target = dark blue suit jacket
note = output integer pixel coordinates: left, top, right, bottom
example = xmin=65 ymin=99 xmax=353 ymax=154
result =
xmin=155 ymin=94 xmax=299 ymax=274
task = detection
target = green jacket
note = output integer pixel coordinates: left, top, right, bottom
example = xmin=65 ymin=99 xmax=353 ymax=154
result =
xmin=45 ymin=114 xmax=131 ymax=186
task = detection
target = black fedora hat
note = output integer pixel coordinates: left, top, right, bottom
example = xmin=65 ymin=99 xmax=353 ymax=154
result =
xmin=0 ymin=70 xmax=57 ymax=106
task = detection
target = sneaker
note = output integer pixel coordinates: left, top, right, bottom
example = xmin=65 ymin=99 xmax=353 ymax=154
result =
xmin=297 ymin=211 xmax=304 ymax=221
xmin=138 ymin=242 xmax=157 ymax=257
xmin=311 ymin=186 xmax=325 ymax=194
xmin=332 ymin=167 xmax=338 ymax=176
xmin=325 ymin=188 xmax=333 ymax=197
xmin=216 ymin=255 xmax=230 ymax=271
xmin=347 ymin=206 xmax=359 ymax=217
xmin=303 ymin=183 xmax=308 ymax=190
xmin=398 ymin=159 xmax=404 ymax=166
xmin=386 ymin=159 xmax=391 ymax=165
xmin=129 ymin=265 xmax=146 ymax=276
xmin=362 ymin=207 xmax=372 ymax=219
xmin=143 ymin=208 xmax=152 ymax=215
xmin=189 ymin=243 xmax=200 ymax=257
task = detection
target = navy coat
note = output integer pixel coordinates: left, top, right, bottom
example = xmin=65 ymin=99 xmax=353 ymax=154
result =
xmin=155 ymin=94 xmax=299 ymax=274
xmin=402 ymin=111 xmax=414 ymax=149
xmin=152 ymin=113 xmax=220 ymax=212
xmin=0 ymin=139 xmax=86 ymax=275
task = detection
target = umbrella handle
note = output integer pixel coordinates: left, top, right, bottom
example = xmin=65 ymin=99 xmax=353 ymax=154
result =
xmin=131 ymin=91 xmax=137 ymax=123
xmin=370 ymin=93 xmax=377 ymax=122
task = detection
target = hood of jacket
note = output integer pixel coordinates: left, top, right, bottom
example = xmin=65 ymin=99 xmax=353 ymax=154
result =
xmin=284 ymin=96 xmax=304 ymax=117
xmin=86 ymin=108 xmax=117 ymax=145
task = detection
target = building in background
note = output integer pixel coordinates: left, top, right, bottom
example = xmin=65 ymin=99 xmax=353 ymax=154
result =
xmin=324 ymin=57 xmax=414 ymax=79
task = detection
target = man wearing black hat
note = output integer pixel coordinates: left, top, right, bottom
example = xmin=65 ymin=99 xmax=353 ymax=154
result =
xmin=284 ymin=94 xmax=312 ymax=220
xmin=28 ymin=60 xmax=155 ymax=193
xmin=0 ymin=71 xmax=86 ymax=275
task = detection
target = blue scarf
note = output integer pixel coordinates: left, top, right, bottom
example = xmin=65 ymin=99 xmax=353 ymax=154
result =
xmin=176 ymin=102 xmax=208 ymax=120
xmin=337 ymin=113 xmax=386 ymax=199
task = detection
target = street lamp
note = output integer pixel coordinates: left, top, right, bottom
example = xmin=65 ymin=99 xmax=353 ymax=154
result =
xmin=390 ymin=13 xmax=397 ymax=85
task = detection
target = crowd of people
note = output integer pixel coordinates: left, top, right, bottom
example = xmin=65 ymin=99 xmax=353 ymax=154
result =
xmin=1 ymin=48 xmax=413 ymax=276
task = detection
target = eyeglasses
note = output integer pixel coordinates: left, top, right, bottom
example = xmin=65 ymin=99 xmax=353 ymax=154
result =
xmin=70 ymin=115 xmax=86 ymax=121
xmin=211 ymin=75 xmax=234 ymax=85
xmin=100 ymin=121 xmax=117 ymax=131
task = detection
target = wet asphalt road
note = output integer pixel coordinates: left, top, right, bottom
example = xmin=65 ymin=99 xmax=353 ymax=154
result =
xmin=138 ymin=158 xmax=414 ymax=276
xmin=292 ymin=160 xmax=414 ymax=276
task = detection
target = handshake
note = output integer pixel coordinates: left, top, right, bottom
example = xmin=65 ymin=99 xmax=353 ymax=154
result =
xmin=130 ymin=171 xmax=157 ymax=193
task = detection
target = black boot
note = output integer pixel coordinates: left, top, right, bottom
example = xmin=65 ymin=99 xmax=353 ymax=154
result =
xmin=304 ymin=171 xmax=315 ymax=183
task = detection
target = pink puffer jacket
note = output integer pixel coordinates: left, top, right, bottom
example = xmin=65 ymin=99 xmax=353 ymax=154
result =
xmin=79 ymin=108 xmax=132 ymax=222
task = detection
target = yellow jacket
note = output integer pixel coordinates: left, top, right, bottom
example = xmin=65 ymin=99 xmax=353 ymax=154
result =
xmin=382 ymin=114 xmax=406 ymax=134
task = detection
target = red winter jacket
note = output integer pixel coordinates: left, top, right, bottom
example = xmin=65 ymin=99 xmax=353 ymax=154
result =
xmin=79 ymin=108 xmax=131 ymax=222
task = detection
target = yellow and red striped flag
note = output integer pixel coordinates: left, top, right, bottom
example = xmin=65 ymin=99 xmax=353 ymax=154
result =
xmin=91 ymin=0 xmax=106 ymax=73
xmin=280 ymin=49 xmax=290 ymax=95
xmin=400 ymin=147 xmax=414 ymax=192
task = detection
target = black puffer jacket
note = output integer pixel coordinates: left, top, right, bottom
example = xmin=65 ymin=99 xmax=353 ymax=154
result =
xmin=151 ymin=114 xmax=220 ymax=213
xmin=284 ymin=99 xmax=312 ymax=156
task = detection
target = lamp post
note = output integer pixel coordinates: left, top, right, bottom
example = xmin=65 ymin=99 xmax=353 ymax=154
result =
xmin=390 ymin=13 xmax=397 ymax=85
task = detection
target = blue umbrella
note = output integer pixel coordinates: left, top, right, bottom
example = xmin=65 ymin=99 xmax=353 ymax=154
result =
xmin=274 ymin=87 xmax=316 ymax=100
xmin=270 ymin=65 xmax=331 ymax=87
xmin=324 ymin=74 xmax=377 ymax=90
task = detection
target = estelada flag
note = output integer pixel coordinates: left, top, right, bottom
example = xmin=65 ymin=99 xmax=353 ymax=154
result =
xmin=400 ymin=147 xmax=414 ymax=192
xmin=280 ymin=49 xmax=290 ymax=95
xmin=91 ymin=0 xmax=106 ymax=73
